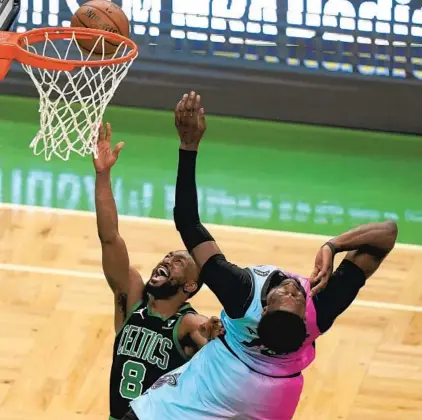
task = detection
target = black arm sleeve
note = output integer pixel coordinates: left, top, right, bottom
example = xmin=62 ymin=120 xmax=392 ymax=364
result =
xmin=313 ymin=259 xmax=366 ymax=334
xmin=173 ymin=149 xmax=214 ymax=252
xmin=174 ymin=149 xmax=199 ymax=226
xmin=199 ymin=254 xmax=254 ymax=319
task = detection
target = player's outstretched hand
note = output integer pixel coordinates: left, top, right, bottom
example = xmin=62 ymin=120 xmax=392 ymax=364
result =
xmin=93 ymin=122 xmax=124 ymax=173
xmin=309 ymin=244 xmax=335 ymax=296
xmin=199 ymin=316 xmax=225 ymax=341
xmin=175 ymin=91 xmax=206 ymax=150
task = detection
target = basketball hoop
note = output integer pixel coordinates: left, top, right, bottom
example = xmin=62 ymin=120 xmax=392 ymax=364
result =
xmin=0 ymin=27 xmax=138 ymax=160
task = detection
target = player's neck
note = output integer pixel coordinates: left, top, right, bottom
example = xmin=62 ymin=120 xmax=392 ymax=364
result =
xmin=147 ymin=294 xmax=185 ymax=318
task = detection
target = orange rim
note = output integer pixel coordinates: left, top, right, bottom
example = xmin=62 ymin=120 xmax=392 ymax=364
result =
xmin=4 ymin=27 xmax=138 ymax=71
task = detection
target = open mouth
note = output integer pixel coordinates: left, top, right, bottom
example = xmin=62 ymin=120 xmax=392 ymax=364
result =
xmin=154 ymin=265 xmax=169 ymax=279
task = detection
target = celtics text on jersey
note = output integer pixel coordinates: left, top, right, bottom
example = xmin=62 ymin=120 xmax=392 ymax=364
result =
xmin=109 ymin=298 xmax=196 ymax=420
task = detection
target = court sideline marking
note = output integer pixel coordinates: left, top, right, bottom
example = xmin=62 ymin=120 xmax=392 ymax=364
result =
xmin=1 ymin=203 xmax=421 ymax=313
xmin=1 ymin=202 xmax=421 ymax=252
xmin=1 ymin=263 xmax=421 ymax=314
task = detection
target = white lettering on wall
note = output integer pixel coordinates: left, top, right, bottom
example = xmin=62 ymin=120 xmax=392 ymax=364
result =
xmin=1 ymin=168 xmax=421 ymax=230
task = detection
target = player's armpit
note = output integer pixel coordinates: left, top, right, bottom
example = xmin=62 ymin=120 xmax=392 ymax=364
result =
xmin=112 ymin=266 xmax=144 ymax=333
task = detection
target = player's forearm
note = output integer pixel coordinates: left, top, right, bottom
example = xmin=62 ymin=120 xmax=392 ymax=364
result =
xmin=329 ymin=221 xmax=398 ymax=254
xmin=174 ymin=148 xmax=200 ymax=225
xmin=95 ymin=170 xmax=119 ymax=243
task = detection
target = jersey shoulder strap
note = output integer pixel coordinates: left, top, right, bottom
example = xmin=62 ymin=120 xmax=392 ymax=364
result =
xmin=174 ymin=302 xmax=197 ymax=318
xmin=243 ymin=265 xmax=280 ymax=316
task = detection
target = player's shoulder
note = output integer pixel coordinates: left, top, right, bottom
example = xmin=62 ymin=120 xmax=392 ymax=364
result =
xmin=176 ymin=302 xmax=197 ymax=316
xmin=173 ymin=303 xmax=200 ymax=327
xmin=178 ymin=304 xmax=204 ymax=324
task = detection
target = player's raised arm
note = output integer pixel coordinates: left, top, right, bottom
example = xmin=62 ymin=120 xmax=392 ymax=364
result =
xmin=94 ymin=123 xmax=143 ymax=331
xmin=173 ymin=92 xmax=253 ymax=319
xmin=173 ymin=91 xmax=219 ymax=268
xmin=310 ymin=221 xmax=398 ymax=295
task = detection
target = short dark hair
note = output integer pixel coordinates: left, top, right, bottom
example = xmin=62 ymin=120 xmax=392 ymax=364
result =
xmin=257 ymin=310 xmax=307 ymax=355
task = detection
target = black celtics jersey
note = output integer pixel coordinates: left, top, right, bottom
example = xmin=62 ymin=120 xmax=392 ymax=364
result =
xmin=109 ymin=298 xmax=196 ymax=420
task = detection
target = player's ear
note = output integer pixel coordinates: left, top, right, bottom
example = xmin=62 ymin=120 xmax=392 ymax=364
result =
xmin=261 ymin=306 xmax=268 ymax=317
xmin=183 ymin=281 xmax=198 ymax=295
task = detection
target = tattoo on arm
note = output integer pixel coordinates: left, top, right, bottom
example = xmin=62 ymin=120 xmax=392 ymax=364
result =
xmin=117 ymin=293 xmax=128 ymax=319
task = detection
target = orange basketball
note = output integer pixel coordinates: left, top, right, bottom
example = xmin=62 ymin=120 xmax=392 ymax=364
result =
xmin=71 ymin=0 xmax=130 ymax=56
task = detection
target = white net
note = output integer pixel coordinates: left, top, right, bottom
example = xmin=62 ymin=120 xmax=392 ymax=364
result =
xmin=20 ymin=30 xmax=137 ymax=161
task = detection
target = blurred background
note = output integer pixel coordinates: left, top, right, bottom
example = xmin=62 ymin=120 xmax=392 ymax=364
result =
xmin=1 ymin=0 xmax=422 ymax=244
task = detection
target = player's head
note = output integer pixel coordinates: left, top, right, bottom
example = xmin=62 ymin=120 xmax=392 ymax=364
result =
xmin=144 ymin=250 xmax=202 ymax=300
xmin=258 ymin=278 xmax=307 ymax=355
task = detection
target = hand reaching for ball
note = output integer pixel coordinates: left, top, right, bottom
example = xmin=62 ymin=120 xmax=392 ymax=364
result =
xmin=175 ymin=91 xmax=207 ymax=151
xmin=93 ymin=122 xmax=124 ymax=173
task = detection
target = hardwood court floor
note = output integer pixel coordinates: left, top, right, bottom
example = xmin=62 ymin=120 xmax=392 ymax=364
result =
xmin=0 ymin=204 xmax=421 ymax=420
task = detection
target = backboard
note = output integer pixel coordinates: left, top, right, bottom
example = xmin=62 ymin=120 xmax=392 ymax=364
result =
xmin=0 ymin=0 xmax=20 ymax=31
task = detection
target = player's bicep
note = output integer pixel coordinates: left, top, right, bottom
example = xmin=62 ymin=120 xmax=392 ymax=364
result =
xmin=344 ymin=248 xmax=386 ymax=280
xmin=180 ymin=314 xmax=209 ymax=350
xmin=191 ymin=240 xmax=222 ymax=269
xmin=101 ymin=234 xmax=131 ymax=293
xmin=189 ymin=319 xmax=209 ymax=349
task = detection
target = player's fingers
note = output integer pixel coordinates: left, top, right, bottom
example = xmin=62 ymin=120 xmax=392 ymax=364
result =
xmin=186 ymin=91 xmax=195 ymax=114
xmin=106 ymin=122 xmax=112 ymax=143
xmin=199 ymin=108 xmax=206 ymax=129
xmin=211 ymin=324 xmax=224 ymax=339
xmin=309 ymin=266 xmax=320 ymax=283
xmin=113 ymin=142 xmax=125 ymax=157
xmin=314 ymin=280 xmax=328 ymax=296
xmin=98 ymin=122 xmax=105 ymax=141
xmin=174 ymin=101 xmax=182 ymax=126
xmin=180 ymin=93 xmax=188 ymax=114
xmin=311 ymin=268 xmax=324 ymax=284
xmin=193 ymin=94 xmax=201 ymax=114
xmin=310 ymin=276 xmax=328 ymax=296
xmin=175 ymin=100 xmax=181 ymax=116
xmin=198 ymin=322 xmax=210 ymax=338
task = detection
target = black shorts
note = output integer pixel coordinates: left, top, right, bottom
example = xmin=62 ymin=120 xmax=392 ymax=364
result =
xmin=313 ymin=259 xmax=366 ymax=333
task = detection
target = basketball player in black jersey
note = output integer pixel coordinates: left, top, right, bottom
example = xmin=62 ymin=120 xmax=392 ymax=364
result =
xmin=93 ymin=123 xmax=224 ymax=420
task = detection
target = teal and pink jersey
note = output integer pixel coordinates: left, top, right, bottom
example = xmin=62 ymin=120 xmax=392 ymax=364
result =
xmin=131 ymin=265 xmax=322 ymax=420
xmin=221 ymin=264 xmax=321 ymax=377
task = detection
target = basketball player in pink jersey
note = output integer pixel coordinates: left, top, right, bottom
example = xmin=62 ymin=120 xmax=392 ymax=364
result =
xmin=124 ymin=92 xmax=398 ymax=420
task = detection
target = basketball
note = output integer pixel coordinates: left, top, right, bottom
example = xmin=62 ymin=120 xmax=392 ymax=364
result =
xmin=71 ymin=0 xmax=130 ymax=56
